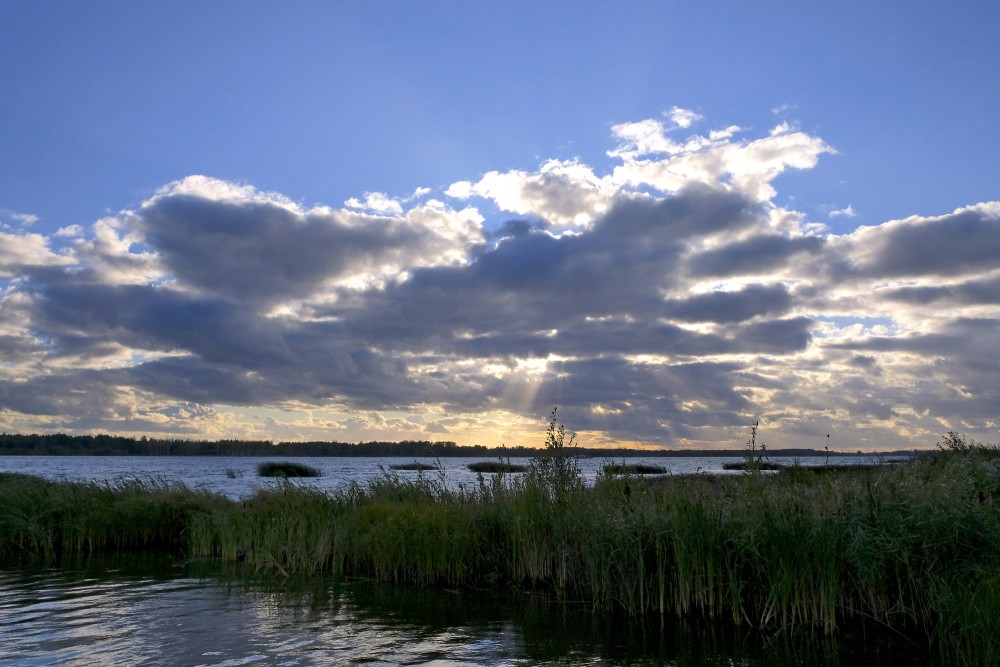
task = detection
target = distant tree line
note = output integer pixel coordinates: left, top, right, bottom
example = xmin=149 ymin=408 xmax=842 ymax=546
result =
xmin=0 ymin=433 xmax=469 ymax=457
xmin=0 ymin=432 xmax=877 ymax=458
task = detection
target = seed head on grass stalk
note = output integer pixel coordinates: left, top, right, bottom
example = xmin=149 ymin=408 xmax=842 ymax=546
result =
xmin=742 ymin=419 xmax=768 ymax=475
xmin=526 ymin=407 xmax=583 ymax=502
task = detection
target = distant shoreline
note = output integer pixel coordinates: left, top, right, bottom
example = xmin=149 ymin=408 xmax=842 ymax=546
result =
xmin=0 ymin=432 xmax=915 ymax=458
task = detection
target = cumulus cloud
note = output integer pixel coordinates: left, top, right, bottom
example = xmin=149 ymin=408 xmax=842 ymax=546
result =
xmin=345 ymin=191 xmax=404 ymax=216
xmin=0 ymin=112 xmax=996 ymax=450
xmin=131 ymin=176 xmax=484 ymax=301
xmin=0 ymin=230 xmax=74 ymax=277
xmin=666 ymin=106 xmax=702 ymax=129
xmin=446 ymin=159 xmax=614 ymax=228
xmin=837 ymin=202 xmax=1000 ymax=278
xmin=609 ymin=117 xmax=834 ymax=202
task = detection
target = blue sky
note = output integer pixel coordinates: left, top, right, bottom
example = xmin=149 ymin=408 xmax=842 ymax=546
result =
xmin=1 ymin=1 xmax=998 ymax=450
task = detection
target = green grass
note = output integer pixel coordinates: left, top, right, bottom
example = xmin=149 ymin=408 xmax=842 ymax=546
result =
xmin=3 ymin=440 xmax=1000 ymax=665
xmin=256 ymin=461 xmax=321 ymax=478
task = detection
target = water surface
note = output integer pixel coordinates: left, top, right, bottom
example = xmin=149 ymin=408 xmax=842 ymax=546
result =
xmin=0 ymin=559 xmax=930 ymax=666
xmin=0 ymin=455 xmax=888 ymax=498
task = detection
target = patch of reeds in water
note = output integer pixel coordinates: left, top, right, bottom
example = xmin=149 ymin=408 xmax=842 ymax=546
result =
xmin=721 ymin=461 xmax=784 ymax=471
xmin=602 ymin=463 xmax=668 ymax=475
xmin=388 ymin=462 xmax=439 ymax=472
xmin=256 ymin=461 xmax=321 ymax=478
xmin=4 ymin=444 xmax=1000 ymax=665
xmin=0 ymin=472 xmax=226 ymax=560
xmin=467 ymin=461 xmax=528 ymax=473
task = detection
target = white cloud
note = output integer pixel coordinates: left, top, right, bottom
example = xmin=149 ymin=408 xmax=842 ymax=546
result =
xmin=1 ymin=210 xmax=40 ymax=226
xmin=0 ymin=231 xmax=74 ymax=277
xmin=150 ymin=175 xmax=301 ymax=213
xmin=830 ymin=204 xmax=856 ymax=218
xmin=608 ymin=118 xmax=683 ymax=159
xmin=345 ymin=191 xmax=405 ymax=216
xmin=54 ymin=225 xmax=85 ymax=237
xmin=666 ymin=106 xmax=702 ymax=128
xmin=609 ymin=120 xmax=834 ymax=203
xmin=445 ymin=159 xmax=613 ymax=228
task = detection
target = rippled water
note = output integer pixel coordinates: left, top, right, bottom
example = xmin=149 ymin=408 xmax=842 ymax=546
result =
xmin=0 ymin=455 xmax=888 ymax=498
xmin=0 ymin=559 xmax=929 ymax=666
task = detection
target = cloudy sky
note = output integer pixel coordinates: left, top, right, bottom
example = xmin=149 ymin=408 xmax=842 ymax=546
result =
xmin=1 ymin=2 xmax=997 ymax=450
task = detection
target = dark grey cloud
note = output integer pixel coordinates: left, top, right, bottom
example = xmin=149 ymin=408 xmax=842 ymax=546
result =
xmin=136 ymin=192 xmax=476 ymax=302
xmin=0 ymin=369 xmax=124 ymax=417
xmin=825 ymin=318 xmax=1000 ymax=423
xmin=687 ymin=234 xmax=825 ymax=277
xmin=492 ymin=219 xmax=535 ymax=240
xmin=0 ymin=333 xmax=43 ymax=362
xmin=30 ymin=283 xmax=295 ymax=367
xmin=520 ymin=358 xmax=751 ymax=437
xmin=598 ymin=183 xmax=763 ymax=239
xmin=343 ymin=185 xmax=763 ymax=340
xmin=847 ymin=205 xmax=1000 ymax=278
xmin=878 ymin=275 xmax=1000 ymax=305
xmin=663 ymin=283 xmax=792 ymax=323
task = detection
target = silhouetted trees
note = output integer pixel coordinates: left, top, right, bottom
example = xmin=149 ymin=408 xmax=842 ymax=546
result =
xmin=0 ymin=432 xmax=880 ymax=458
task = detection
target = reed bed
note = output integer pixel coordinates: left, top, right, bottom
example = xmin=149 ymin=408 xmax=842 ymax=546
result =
xmin=721 ymin=461 xmax=784 ymax=471
xmin=388 ymin=462 xmax=439 ymax=471
xmin=467 ymin=461 xmax=528 ymax=473
xmin=3 ymin=438 xmax=1000 ymax=664
xmin=257 ymin=461 xmax=321 ymax=477
xmin=602 ymin=463 xmax=668 ymax=475
xmin=0 ymin=472 xmax=226 ymax=559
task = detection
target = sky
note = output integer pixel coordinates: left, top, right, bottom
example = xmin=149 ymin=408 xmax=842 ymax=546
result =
xmin=1 ymin=1 xmax=998 ymax=451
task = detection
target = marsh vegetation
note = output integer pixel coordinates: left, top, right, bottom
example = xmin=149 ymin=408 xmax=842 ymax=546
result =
xmin=388 ymin=462 xmax=440 ymax=472
xmin=256 ymin=461 xmax=322 ymax=478
xmin=603 ymin=463 xmax=669 ymax=475
xmin=467 ymin=461 xmax=529 ymax=473
xmin=2 ymin=421 xmax=998 ymax=665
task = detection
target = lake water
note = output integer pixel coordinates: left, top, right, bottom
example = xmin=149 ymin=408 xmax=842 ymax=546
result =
xmin=0 ymin=454 xmax=891 ymax=498
xmin=1 ymin=455 xmax=926 ymax=665
xmin=0 ymin=558 xmax=930 ymax=666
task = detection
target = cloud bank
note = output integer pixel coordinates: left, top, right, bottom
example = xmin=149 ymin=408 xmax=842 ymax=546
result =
xmin=1 ymin=114 xmax=996 ymax=449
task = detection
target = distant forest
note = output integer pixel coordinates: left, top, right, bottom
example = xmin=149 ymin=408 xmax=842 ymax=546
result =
xmin=0 ymin=432 xmax=880 ymax=458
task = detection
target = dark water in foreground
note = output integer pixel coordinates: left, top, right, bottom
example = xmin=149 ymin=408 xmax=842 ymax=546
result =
xmin=0 ymin=558 xmax=930 ymax=666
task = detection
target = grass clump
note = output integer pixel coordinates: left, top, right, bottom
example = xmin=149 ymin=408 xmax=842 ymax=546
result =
xmin=256 ymin=461 xmax=321 ymax=478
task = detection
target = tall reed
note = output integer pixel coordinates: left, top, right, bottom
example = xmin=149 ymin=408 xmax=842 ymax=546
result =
xmin=0 ymin=473 xmax=224 ymax=561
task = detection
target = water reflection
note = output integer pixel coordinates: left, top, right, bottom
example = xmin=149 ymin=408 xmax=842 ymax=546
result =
xmin=0 ymin=557 xmax=930 ymax=666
